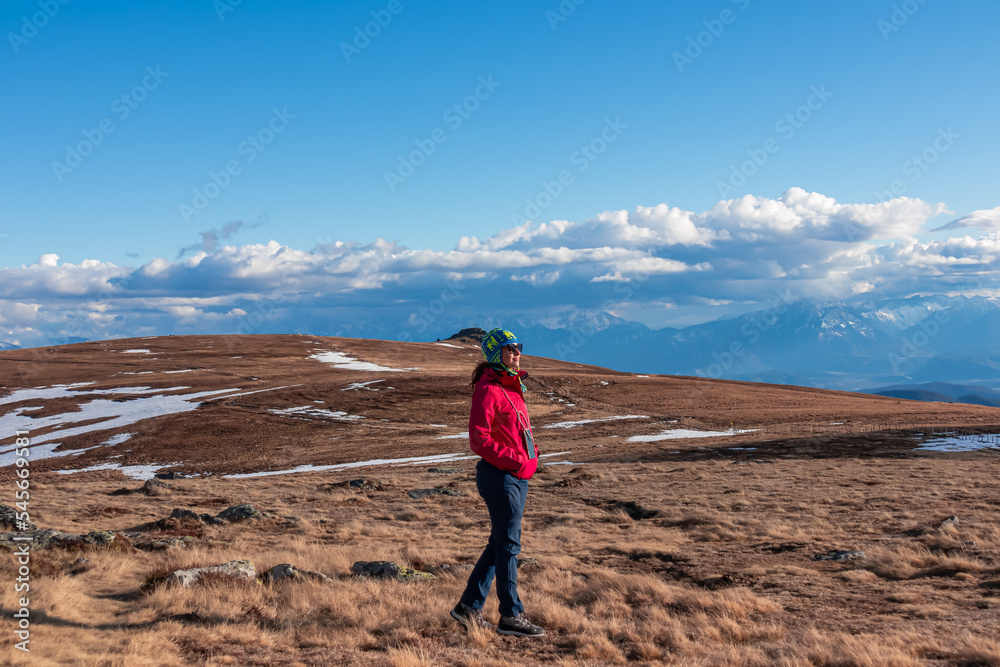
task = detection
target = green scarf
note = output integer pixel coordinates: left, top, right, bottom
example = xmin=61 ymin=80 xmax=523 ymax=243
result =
xmin=489 ymin=363 xmax=527 ymax=393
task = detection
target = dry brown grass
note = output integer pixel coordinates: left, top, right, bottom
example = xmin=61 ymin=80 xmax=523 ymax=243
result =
xmin=3 ymin=334 xmax=1000 ymax=664
xmin=3 ymin=451 xmax=999 ymax=666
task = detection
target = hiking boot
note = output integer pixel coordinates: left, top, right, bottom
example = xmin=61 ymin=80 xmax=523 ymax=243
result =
xmin=451 ymin=602 xmax=493 ymax=630
xmin=497 ymin=612 xmax=546 ymax=637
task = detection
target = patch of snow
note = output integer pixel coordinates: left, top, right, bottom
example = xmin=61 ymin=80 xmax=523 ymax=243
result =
xmin=435 ymin=431 xmax=469 ymax=440
xmin=429 ymin=424 xmax=449 ymax=428
xmin=0 ymin=442 xmax=92 ymax=467
xmin=201 ymin=384 xmax=302 ymax=401
xmin=546 ymin=461 xmax=584 ymax=465
xmin=342 ymin=380 xmax=384 ymax=391
xmin=56 ymin=461 xmax=172 ymax=480
xmin=433 ymin=342 xmax=463 ymax=348
xmin=269 ymin=406 xmax=364 ymax=421
xmin=309 ymin=351 xmax=413 ymax=372
xmin=121 ymin=349 xmax=151 ymax=354
xmin=103 ymin=432 xmax=134 ymax=446
xmin=0 ymin=382 xmax=95 ymax=405
xmin=164 ymin=369 xmax=198 ymax=374
xmin=543 ymin=415 xmax=649 ymax=429
xmin=916 ymin=437 xmax=1000 ymax=453
xmin=627 ymin=429 xmax=735 ymax=442
xmin=1 ymin=383 xmax=193 ymax=407
xmin=0 ymin=387 xmax=240 ymax=457
xmin=539 ymin=451 xmax=571 ymax=458
xmin=119 ymin=371 xmax=154 ymax=375
xmin=231 ymin=356 xmax=242 ymax=359
xmin=225 ymin=452 xmax=481 ymax=479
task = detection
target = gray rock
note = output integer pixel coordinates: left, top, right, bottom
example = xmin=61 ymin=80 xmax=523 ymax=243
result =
xmin=813 ymin=550 xmax=865 ymax=561
xmin=350 ymin=560 xmax=435 ymax=581
xmin=142 ymin=478 xmax=171 ymax=496
xmin=323 ymin=478 xmax=384 ymax=492
xmin=170 ymin=509 xmax=202 ymax=522
xmin=82 ymin=530 xmax=118 ymax=546
xmin=0 ymin=504 xmax=36 ymax=531
xmin=262 ymin=563 xmax=331 ymax=584
xmin=164 ymin=559 xmax=257 ymax=587
xmin=408 ymin=487 xmax=461 ymax=500
xmin=110 ymin=479 xmax=171 ymax=496
xmin=428 ymin=467 xmax=463 ymax=474
xmin=0 ymin=529 xmax=123 ymax=550
xmin=216 ymin=503 xmax=265 ymax=522
xmin=133 ymin=535 xmax=195 ymax=551
xmin=0 ymin=529 xmax=68 ymax=549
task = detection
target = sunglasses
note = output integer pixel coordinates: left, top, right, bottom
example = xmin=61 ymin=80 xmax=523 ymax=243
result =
xmin=504 ymin=343 xmax=523 ymax=354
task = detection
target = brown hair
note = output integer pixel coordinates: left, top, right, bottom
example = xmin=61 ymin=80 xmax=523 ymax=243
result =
xmin=471 ymin=361 xmax=493 ymax=387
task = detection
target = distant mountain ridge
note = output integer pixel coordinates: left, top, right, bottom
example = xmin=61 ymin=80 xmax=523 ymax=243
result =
xmin=20 ymin=295 xmax=1000 ymax=394
xmin=864 ymin=382 xmax=1000 ymax=408
xmin=433 ymin=295 xmax=1000 ymax=392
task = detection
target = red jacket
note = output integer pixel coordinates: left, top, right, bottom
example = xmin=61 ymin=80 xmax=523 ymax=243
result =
xmin=468 ymin=366 xmax=538 ymax=480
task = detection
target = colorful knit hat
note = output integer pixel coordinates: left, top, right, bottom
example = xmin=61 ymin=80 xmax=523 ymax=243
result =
xmin=481 ymin=328 xmax=520 ymax=364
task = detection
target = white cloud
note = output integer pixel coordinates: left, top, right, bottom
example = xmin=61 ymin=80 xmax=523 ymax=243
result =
xmin=0 ymin=190 xmax=996 ymax=346
xmin=932 ymin=206 xmax=1000 ymax=232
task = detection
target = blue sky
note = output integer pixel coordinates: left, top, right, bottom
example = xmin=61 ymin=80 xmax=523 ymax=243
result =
xmin=2 ymin=0 xmax=999 ymax=347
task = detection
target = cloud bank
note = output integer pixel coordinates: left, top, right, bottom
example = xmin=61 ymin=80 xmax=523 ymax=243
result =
xmin=2 ymin=188 xmax=997 ymax=348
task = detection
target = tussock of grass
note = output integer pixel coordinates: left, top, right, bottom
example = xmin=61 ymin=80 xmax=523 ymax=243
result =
xmin=859 ymin=545 xmax=992 ymax=580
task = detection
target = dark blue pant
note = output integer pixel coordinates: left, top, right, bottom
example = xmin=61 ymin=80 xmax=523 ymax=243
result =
xmin=459 ymin=459 xmax=528 ymax=618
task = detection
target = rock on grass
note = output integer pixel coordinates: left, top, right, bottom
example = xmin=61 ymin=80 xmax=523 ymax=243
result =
xmin=351 ymin=560 xmax=435 ymax=581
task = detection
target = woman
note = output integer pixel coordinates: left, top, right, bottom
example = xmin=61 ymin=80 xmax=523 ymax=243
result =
xmin=450 ymin=328 xmax=545 ymax=637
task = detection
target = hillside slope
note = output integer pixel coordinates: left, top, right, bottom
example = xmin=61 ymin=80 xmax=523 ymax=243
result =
xmin=2 ymin=334 xmax=998 ymax=478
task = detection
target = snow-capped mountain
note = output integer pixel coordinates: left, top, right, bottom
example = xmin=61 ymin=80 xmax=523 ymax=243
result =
xmin=444 ymin=296 xmax=1000 ymax=392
